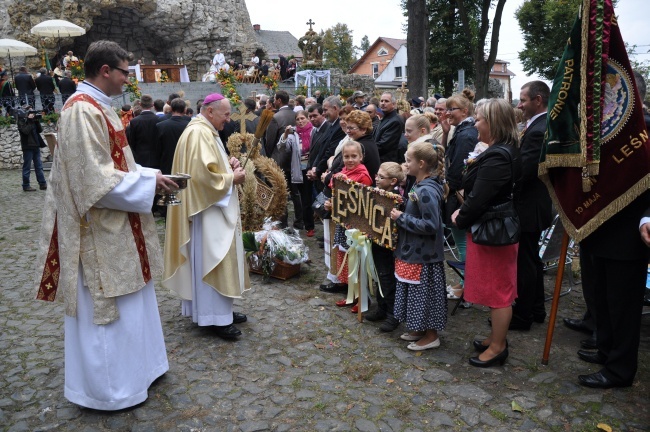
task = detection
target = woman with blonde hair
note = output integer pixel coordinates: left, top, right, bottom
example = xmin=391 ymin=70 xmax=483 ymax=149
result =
xmin=452 ymin=98 xmax=521 ymax=367
xmin=443 ymin=89 xmax=478 ymax=300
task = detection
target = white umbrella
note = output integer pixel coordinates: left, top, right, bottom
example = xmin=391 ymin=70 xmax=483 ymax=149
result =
xmin=30 ymin=19 xmax=86 ymax=38
xmin=31 ymin=20 xmax=86 ymax=71
xmin=0 ymin=39 xmax=38 ymax=81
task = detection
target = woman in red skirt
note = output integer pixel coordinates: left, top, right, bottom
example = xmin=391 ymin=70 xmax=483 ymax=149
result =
xmin=452 ymin=98 xmax=521 ymax=368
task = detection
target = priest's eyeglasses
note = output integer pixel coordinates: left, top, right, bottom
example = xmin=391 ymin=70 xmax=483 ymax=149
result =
xmin=112 ymin=66 xmax=130 ymax=77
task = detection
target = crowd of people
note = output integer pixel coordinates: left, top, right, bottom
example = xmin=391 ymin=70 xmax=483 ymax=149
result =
xmin=207 ymin=48 xmax=297 ymax=82
xmin=25 ymin=39 xmax=650 ymax=414
xmin=1 ymin=61 xmax=78 ymax=117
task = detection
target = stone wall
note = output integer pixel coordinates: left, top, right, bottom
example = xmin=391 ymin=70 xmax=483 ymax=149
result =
xmin=1 ymin=0 xmax=263 ymax=79
xmin=330 ymin=69 xmax=377 ymax=96
xmin=0 ymin=124 xmax=54 ymax=169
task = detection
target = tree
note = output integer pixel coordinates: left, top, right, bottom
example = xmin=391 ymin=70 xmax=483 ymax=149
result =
xmin=456 ymin=0 xmax=508 ymax=99
xmin=425 ymin=0 xmax=476 ymax=96
xmin=322 ymin=23 xmax=355 ymax=71
xmin=487 ymin=78 xmax=505 ymax=98
xmin=515 ymin=0 xmax=582 ymax=80
xmin=357 ymin=35 xmax=370 ymax=55
xmin=407 ymin=0 xmax=429 ymax=99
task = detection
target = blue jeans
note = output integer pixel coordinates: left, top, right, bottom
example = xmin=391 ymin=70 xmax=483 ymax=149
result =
xmin=22 ymin=148 xmax=46 ymax=189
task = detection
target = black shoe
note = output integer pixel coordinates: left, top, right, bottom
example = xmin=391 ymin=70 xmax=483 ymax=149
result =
xmin=213 ymin=324 xmax=241 ymax=339
xmin=293 ymin=222 xmax=305 ymax=230
xmin=39 ymin=183 xmax=47 ymax=190
xmin=532 ymin=312 xmax=546 ymax=323
xmin=509 ymin=315 xmax=532 ymax=331
xmin=488 ymin=317 xmax=531 ymax=331
xmin=578 ymin=349 xmax=607 ymax=365
xmin=578 ymin=371 xmax=631 ymax=389
xmin=233 ymin=312 xmax=247 ymax=324
xmin=473 ymin=339 xmax=508 ymax=352
xmin=469 ymin=348 xmax=509 ymax=368
xmin=563 ymin=318 xmax=593 ymax=334
xmin=23 ymin=187 xmax=36 ymax=192
xmin=473 ymin=340 xmax=490 ymax=352
xmin=316 ymin=236 xmax=324 ymax=242
xmin=319 ymin=282 xmax=347 ymax=293
xmin=379 ymin=315 xmax=400 ymax=332
xmin=364 ymin=309 xmax=387 ymax=322
xmin=580 ymin=336 xmax=597 ymax=350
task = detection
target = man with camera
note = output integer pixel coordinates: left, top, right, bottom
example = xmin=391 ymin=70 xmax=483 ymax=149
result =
xmin=15 ymin=105 xmax=47 ymax=191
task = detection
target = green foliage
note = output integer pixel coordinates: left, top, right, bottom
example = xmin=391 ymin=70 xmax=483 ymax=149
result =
xmin=0 ymin=115 xmax=14 ymax=127
xmin=41 ymin=112 xmax=59 ymax=124
xmin=627 ymin=43 xmax=650 ymax=102
xmin=356 ymin=35 xmax=370 ymax=56
xmin=425 ymin=0 xmax=477 ymax=96
xmin=516 ymin=0 xmax=582 ymax=81
xmin=322 ymin=23 xmax=355 ymax=71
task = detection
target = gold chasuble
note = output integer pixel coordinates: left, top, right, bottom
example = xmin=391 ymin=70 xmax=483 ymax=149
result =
xmin=163 ymin=115 xmax=250 ymax=299
xmin=34 ymin=93 xmax=163 ymax=324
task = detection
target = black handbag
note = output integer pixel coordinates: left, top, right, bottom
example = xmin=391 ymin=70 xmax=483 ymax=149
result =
xmin=470 ymin=146 xmax=520 ymax=246
xmin=312 ymin=192 xmax=331 ymax=219
xmin=470 ymin=200 xmax=520 ymax=246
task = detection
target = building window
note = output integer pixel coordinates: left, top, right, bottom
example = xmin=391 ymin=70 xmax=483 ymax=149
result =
xmin=405 ymin=66 xmax=408 ymax=78
xmin=377 ymin=47 xmax=389 ymax=56
xmin=394 ymin=67 xmax=402 ymax=79
xmin=372 ymin=63 xmax=379 ymax=79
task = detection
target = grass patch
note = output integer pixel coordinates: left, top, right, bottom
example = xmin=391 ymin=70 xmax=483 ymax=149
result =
xmin=385 ymin=399 xmax=411 ymax=417
xmin=14 ymin=226 xmax=30 ymax=231
xmin=344 ymin=362 xmax=382 ymax=382
xmin=489 ymin=408 xmax=507 ymax=421
xmin=313 ymin=401 xmax=326 ymax=411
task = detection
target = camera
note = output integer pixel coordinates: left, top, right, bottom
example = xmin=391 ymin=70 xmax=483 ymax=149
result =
xmin=14 ymin=107 xmax=42 ymax=120
xmin=27 ymin=110 xmax=42 ymax=120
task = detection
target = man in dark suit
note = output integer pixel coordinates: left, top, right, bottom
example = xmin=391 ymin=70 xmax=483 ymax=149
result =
xmin=310 ymin=96 xmax=346 ymax=182
xmin=259 ymin=60 xmax=269 ymax=78
xmin=34 ymin=68 xmax=56 ymax=114
xmin=511 ymin=81 xmax=554 ymax=331
xmin=14 ymin=66 xmax=36 ymax=107
xmin=157 ymin=98 xmax=190 ymax=175
xmin=126 ymin=94 xmax=162 ymax=168
xmin=54 ymin=70 xmax=77 ymax=106
xmin=373 ymin=92 xmax=404 ymax=163
xmin=264 ymin=90 xmax=300 ymax=227
xmin=574 ymin=71 xmax=650 ymax=389
xmin=306 ymin=104 xmax=330 ymax=192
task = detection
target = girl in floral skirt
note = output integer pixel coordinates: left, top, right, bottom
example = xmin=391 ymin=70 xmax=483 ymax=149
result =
xmin=390 ymin=141 xmax=448 ymax=351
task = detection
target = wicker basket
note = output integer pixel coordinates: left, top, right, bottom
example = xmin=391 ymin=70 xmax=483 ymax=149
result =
xmin=248 ymin=254 xmax=300 ymax=280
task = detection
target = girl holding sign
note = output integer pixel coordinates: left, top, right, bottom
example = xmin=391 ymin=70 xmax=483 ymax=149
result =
xmin=390 ymin=142 xmax=448 ymax=351
xmin=324 ymin=141 xmax=373 ymax=312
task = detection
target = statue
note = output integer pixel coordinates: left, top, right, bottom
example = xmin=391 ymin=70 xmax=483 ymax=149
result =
xmin=298 ymin=20 xmax=323 ymax=67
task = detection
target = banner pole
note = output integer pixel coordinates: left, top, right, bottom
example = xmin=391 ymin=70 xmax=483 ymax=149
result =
xmin=542 ymin=231 xmax=570 ymax=365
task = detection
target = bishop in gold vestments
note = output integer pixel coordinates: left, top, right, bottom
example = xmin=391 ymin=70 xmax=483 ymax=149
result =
xmin=163 ymin=93 xmax=250 ymax=338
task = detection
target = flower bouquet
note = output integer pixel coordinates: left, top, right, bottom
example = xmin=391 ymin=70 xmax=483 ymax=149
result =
xmin=69 ymin=60 xmax=84 ymax=81
xmin=243 ymin=218 xmax=309 ymax=280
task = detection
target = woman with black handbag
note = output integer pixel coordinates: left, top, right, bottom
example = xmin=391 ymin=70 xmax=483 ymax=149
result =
xmin=451 ymin=98 xmax=521 ymax=368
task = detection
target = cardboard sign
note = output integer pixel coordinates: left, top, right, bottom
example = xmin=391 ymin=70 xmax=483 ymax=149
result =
xmin=331 ymin=177 xmax=403 ymax=250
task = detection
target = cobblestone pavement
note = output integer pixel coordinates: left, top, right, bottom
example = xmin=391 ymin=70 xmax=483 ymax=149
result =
xmin=0 ymin=168 xmax=649 ymax=432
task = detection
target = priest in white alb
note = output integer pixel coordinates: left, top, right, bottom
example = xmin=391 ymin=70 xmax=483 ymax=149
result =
xmin=212 ymin=49 xmax=226 ymax=69
xmin=34 ymin=40 xmax=178 ymax=410
xmin=163 ymin=93 xmax=250 ymax=339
